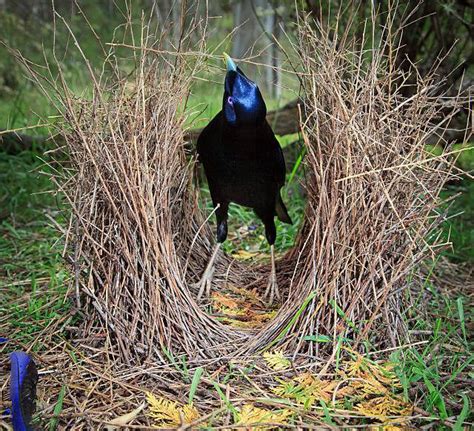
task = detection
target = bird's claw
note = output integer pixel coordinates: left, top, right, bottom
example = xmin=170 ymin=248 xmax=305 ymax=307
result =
xmin=264 ymin=271 xmax=280 ymax=306
xmin=195 ymin=244 xmax=220 ymax=301
xmin=196 ymin=265 xmax=215 ymax=300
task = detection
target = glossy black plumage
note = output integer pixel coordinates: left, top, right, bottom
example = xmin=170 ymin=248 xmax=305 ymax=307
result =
xmin=197 ymin=61 xmax=292 ymax=248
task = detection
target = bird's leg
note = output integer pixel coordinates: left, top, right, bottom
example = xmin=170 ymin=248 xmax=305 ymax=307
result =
xmin=264 ymin=244 xmax=280 ymax=305
xmin=259 ymin=212 xmax=280 ymax=306
xmin=196 ymin=201 xmax=228 ymax=301
xmin=197 ymin=243 xmax=220 ymax=300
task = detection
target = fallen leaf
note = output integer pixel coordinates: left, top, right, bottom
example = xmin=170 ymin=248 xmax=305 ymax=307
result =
xmin=146 ymin=392 xmax=199 ymax=427
xmin=232 ymin=250 xmax=260 ymax=260
xmin=212 ymin=292 xmax=240 ymax=310
xmin=236 ymin=403 xmax=293 ymax=430
xmin=105 ymin=402 xmax=145 ymax=430
xmin=263 ymin=350 xmax=291 ymax=371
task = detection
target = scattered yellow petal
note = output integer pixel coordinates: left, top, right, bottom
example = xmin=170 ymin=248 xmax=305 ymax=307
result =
xmin=263 ymin=350 xmax=291 ymax=371
xmin=146 ymin=392 xmax=199 ymax=427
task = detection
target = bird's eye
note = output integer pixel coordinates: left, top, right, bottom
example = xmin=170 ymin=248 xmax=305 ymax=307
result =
xmin=227 ymin=96 xmax=234 ymax=105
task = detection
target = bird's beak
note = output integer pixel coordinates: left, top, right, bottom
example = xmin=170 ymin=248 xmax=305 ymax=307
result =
xmin=223 ymin=52 xmax=237 ymax=72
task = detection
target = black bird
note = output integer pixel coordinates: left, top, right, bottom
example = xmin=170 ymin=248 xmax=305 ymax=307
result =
xmin=196 ymin=54 xmax=292 ymax=304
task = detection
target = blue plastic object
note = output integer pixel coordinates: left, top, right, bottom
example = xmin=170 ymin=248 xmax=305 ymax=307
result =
xmin=10 ymin=352 xmax=38 ymax=431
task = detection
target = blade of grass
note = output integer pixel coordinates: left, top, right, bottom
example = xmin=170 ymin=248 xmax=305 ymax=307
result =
xmin=211 ymin=379 xmax=239 ymax=423
xmin=319 ymin=400 xmax=336 ymax=426
xmin=267 ymin=291 xmax=317 ymax=349
xmin=189 ymin=367 xmax=204 ymax=405
xmin=288 ymin=147 xmax=306 ymax=186
xmin=303 ymin=335 xmax=331 ymax=342
xmin=329 ymin=299 xmax=356 ymax=330
xmin=49 ymin=385 xmax=66 ymax=431
xmin=456 ymin=297 xmax=466 ymax=343
xmin=423 ymin=376 xmax=448 ymax=419
xmin=453 ymin=394 xmax=470 ymax=431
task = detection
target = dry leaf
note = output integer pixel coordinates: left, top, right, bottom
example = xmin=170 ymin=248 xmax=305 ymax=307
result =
xmin=355 ymin=395 xmax=413 ymax=421
xmin=105 ymin=402 xmax=145 ymax=430
xmin=236 ymin=403 xmax=293 ymax=430
xmin=212 ymin=292 xmax=240 ymax=310
xmin=232 ymin=250 xmax=260 ymax=260
xmin=228 ymin=285 xmax=261 ymax=301
xmin=146 ymin=392 xmax=199 ymax=427
xmin=263 ymin=350 xmax=291 ymax=371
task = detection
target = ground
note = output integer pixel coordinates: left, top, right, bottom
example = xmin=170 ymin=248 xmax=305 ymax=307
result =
xmin=1 ymin=120 xmax=473 ymax=429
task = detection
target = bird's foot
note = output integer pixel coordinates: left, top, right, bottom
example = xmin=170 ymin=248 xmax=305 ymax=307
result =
xmin=264 ymin=270 xmax=280 ymax=306
xmin=196 ymin=264 xmax=215 ymax=301
xmin=195 ymin=244 xmax=220 ymax=301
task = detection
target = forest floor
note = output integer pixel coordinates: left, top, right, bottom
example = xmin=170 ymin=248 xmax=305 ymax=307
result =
xmin=1 ymin=121 xmax=473 ymax=428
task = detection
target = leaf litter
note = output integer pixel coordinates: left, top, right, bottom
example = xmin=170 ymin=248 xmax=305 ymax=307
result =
xmin=142 ymin=348 xmax=414 ymax=429
xmin=211 ymin=285 xmax=277 ymax=329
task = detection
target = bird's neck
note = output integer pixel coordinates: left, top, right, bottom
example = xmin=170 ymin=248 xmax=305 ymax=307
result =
xmin=220 ymin=118 xmax=271 ymax=153
xmin=222 ymin=116 xmax=267 ymax=134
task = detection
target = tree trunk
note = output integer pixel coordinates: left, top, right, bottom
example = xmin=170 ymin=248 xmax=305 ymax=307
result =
xmin=232 ymin=0 xmax=282 ymax=98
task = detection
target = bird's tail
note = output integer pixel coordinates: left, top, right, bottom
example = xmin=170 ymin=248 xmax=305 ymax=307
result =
xmin=276 ymin=192 xmax=293 ymax=224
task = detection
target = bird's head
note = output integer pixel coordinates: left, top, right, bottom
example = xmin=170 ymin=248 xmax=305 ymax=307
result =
xmin=222 ymin=53 xmax=267 ymax=126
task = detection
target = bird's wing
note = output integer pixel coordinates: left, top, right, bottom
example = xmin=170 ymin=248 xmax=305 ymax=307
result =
xmin=196 ymin=111 xmax=223 ymax=163
xmin=264 ymin=121 xmax=287 ymax=187
xmin=274 ymin=139 xmax=287 ymax=186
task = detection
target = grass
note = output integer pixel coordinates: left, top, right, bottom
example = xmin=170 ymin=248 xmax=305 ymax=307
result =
xmin=0 ymin=150 xmax=70 ymax=348
xmin=393 ymin=284 xmax=473 ymax=424
xmin=440 ymin=179 xmax=474 ymax=262
xmin=427 ymin=143 xmax=474 ymax=262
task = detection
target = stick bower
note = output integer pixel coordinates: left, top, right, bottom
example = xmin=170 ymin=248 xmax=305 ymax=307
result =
xmin=34 ymin=14 xmax=463 ymax=365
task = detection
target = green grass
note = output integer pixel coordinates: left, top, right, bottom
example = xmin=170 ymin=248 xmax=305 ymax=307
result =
xmin=0 ymin=150 xmax=70 ymax=348
xmin=426 ymin=143 xmax=474 ymax=262
xmin=392 ymin=280 xmax=473 ymax=425
xmin=440 ymin=179 xmax=474 ymax=262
